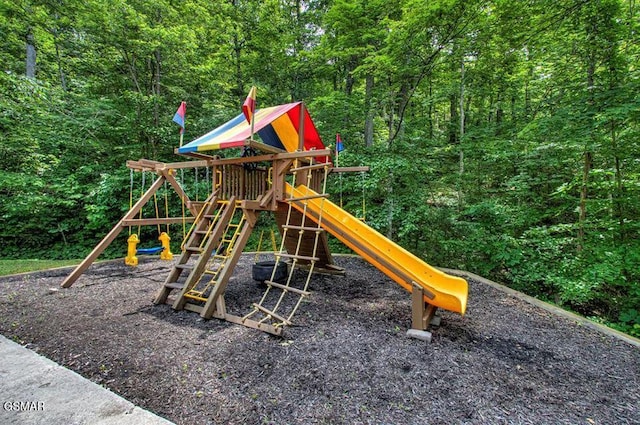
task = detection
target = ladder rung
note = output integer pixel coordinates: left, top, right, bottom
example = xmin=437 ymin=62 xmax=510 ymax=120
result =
xmin=252 ymin=303 xmax=291 ymax=325
xmin=185 ymin=246 xmax=202 ymax=252
xmin=184 ymin=292 xmax=208 ymax=302
xmin=290 ymin=163 xmax=328 ymax=172
xmin=203 ymin=214 xmax=217 ymax=219
xmin=183 ymin=303 xmax=203 ymax=314
xmin=277 ymin=253 xmax=319 ymax=262
xmin=195 ymin=230 xmax=209 ymax=235
xmin=164 ymin=282 xmax=184 ymax=290
xmin=287 ymin=193 xmax=329 ymax=202
xmin=265 ymin=280 xmax=310 ymax=296
xmin=281 ymin=225 xmax=324 ymax=232
xmin=175 ymin=264 xmax=193 ymax=270
xmin=204 ymin=268 xmax=222 ymax=275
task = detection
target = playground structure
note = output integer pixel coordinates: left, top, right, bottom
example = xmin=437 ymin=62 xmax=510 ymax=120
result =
xmin=61 ymin=101 xmax=468 ymax=337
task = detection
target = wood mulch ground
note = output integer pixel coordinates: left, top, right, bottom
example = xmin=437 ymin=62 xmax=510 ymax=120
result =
xmin=0 ymin=255 xmax=638 ymax=425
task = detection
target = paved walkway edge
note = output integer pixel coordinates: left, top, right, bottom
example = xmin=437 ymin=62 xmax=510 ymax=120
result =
xmin=0 ymin=335 xmax=174 ymax=425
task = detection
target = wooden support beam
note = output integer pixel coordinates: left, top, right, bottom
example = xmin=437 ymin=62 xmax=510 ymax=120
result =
xmin=246 ymin=140 xmax=286 ymax=155
xmin=159 ymin=159 xmax=212 ymax=170
xmin=298 ymin=102 xmax=305 ymax=151
xmin=411 ymin=283 xmax=438 ymax=331
xmin=331 ymin=166 xmax=371 ymax=173
xmin=223 ymin=313 xmax=283 ymax=336
xmin=290 ymin=163 xmax=330 ymax=173
xmin=252 ymin=303 xmax=292 ymax=326
xmin=173 ymin=151 xmax=219 ymax=161
xmin=195 ymin=149 xmax=332 ymax=168
xmin=161 ymin=169 xmax=200 ymax=216
xmin=277 ymin=149 xmax=331 ymax=160
xmin=258 ymin=188 xmax=276 ymax=210
xmin=126 ymin=159 xmax=164 ymax=171
xmin=121 ymin=217 xmax=195 ymax=226
xmin=127 ymin=158 xmax=213 ymax=171
xmin=61 ymin=175 xmax=167 ymax=288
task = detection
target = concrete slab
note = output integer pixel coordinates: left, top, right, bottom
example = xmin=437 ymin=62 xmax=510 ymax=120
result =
xmin=0 ymin=335 xmax=173 ymax=425
xmin=406 ymin=329 xmax=432 ymax=342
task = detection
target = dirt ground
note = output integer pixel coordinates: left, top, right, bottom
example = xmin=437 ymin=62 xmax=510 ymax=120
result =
xmin=0 ymin=255 xmax=638 ymax=425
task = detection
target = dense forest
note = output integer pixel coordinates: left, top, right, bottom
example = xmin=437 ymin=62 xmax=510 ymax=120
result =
xmin=1 ymin=0 xmax=638 ymax=336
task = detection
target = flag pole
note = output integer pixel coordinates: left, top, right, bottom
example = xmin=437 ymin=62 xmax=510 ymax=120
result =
xmin=173 ymin=101 xmax=186 ymax=147
xmin=337 ymin=133 xmax=343 ymax=207
xmin=250 ymin=112 xmax=255 ymax=141
xmin=244 ymin=86 xmax=257 ymax=142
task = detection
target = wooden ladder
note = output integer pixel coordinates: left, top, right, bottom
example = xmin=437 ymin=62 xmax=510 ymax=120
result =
xmin=169 ymin=197 xmax=255 ymax=319
xmin=153 ymin=191 xmax=224 ymax=305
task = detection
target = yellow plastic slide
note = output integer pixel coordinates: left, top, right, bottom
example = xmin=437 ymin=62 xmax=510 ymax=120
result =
xmin=286 ymin=183 xmax=468 ymax=315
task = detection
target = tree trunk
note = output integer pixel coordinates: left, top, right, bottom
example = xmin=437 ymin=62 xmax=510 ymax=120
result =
xmin=449 ymin=93 xmax=458 ymax=144
xmin=611 ymin=120 xmax=625 ymax=241
xmin=458 ymin=60 xmax=465 ymax=209
xmin=427 ymin=76 xmax=433 ymax=140
xmin=577 ymin=151 xmax=592 ymax=251
xmin=54 ymin=42 xmax=67 ymax=91
xmin=152 ymin=48 xmax=162 ymax=158
xmin=578 ymin=14 xmax=598 ymax=252
xmin=26 ymin=31 xmax=36 ymax=79
xmin=364 ymin=73 xmax=374 ymax=147
xmin=51 ymin=15 xmax=67 ymax=91
xmin=386 ymin=170 xmax=394 ymax=239
xmin=389 ymin=82 xmax=410 ymax=145
xmin=387 ymin=79 xmax=395 ymax=144
xmin=345 ymin=56 xmax=357 ymax=96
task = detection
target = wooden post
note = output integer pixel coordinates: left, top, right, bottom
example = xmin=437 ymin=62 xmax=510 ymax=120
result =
xmin=411 ymin=283 xmax=438 ymax=330
xmin=298 ymin=102 xmax=305 ymax=151
xmin=161 ymin=169 xmax=196 ymax=216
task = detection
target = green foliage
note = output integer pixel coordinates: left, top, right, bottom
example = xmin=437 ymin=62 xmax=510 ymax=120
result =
xmin=0 ymin=259 xmax=81 ymax=277
xmin=1 ymin=0 xmax=639 ymax=336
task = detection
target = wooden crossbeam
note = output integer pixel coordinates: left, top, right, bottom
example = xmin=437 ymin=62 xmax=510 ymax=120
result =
xmin=252 ymin=303 xmax=292 ymax=326
xmin=331 ymin=166 xmax=370 ymax=173
xmin=127 ymin=158 xmax=212 ymax=171
xmin=290 ymin=163 xmax=330 ymax=173
xmin=121 ymin=217 xmax=195 ymax=226
xmin=224 ymin=313 xmax=283 ymax=336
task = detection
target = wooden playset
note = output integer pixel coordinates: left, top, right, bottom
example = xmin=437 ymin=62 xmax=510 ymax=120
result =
xmin=61 ymin=97 xmax=468 ymax=338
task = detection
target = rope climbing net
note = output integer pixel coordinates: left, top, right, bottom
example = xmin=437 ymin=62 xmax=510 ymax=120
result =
xmin=242 ymin=160 xmax=331 ymax=331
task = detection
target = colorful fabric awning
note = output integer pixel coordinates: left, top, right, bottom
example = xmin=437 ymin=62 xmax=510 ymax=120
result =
xmin=177 ymin=102 xmax=327 ymax=161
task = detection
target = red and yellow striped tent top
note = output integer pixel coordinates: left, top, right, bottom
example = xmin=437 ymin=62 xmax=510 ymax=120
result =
xmin=177 ymin=102 xmax=329 ymax=161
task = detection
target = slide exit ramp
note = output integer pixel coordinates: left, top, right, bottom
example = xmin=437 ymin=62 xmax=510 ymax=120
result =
xmin=285 ymin=183 xmax=468 ymax=315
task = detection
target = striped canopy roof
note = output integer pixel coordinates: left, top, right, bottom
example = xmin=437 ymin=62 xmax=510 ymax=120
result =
xmin=177 ymin=102 xmax=328 ymax=161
